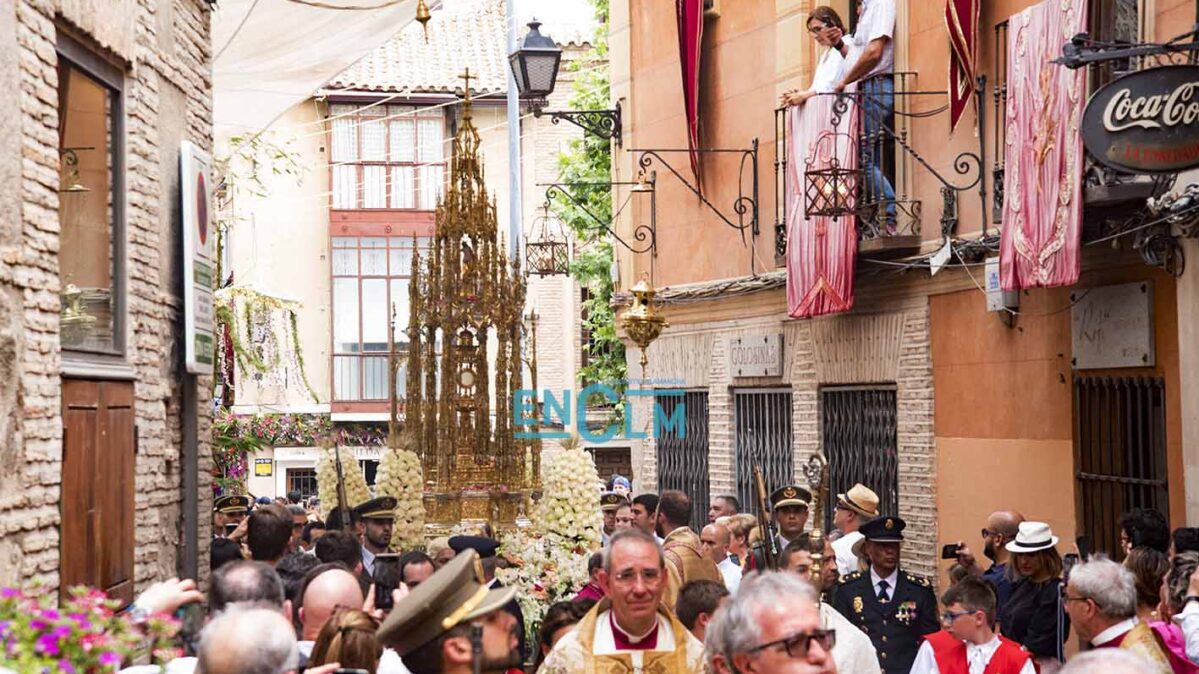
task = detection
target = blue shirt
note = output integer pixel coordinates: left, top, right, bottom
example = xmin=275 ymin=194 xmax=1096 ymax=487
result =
xmin=983 ymin=562 xmax=1012 ymax=611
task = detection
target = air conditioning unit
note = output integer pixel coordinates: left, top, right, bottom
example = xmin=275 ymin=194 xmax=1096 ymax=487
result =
xmin=704 ymin=0 xmax=720 ymax=18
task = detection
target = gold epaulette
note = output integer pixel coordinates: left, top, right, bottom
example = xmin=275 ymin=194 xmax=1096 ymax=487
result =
xmin=902 ymin=570 xmax=932 ymax=588
xmin=839 ymin=570 xmax=863 ymax=585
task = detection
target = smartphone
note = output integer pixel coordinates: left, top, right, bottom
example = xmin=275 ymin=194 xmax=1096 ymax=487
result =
xmin=225 ymin=522 xmax=238 ymax=536
xmin=940 ymin=543 xmax=962 ymax=560
xmin=1063 ymin=552 xmax=1080 ymax=583
xmin=374 ymin=582 xmax=394 ymax=611
xmin=1076 ymin=535 xmax=1091 ymax=560
xmin=175 ymin=603 xmax=205 ymax=656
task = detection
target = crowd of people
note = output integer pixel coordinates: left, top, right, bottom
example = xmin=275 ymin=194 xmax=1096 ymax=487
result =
xmin=27 ymin=473 xmax=1196 ymax=674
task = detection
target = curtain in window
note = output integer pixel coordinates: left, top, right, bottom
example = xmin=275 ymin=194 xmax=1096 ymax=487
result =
xmin=999 ymin=0 xmax=1088 ymax=290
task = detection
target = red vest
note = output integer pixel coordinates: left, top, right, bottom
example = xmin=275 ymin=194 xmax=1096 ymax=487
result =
xmin=926 ymin=629 xmax=1033 ymax=674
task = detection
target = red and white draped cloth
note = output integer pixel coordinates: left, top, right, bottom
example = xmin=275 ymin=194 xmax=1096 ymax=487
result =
xmin=946 ymin=0 xmax=980 ymax=132
xmin=785 ymin=94 xmax=860 ymax=319
xmin=675 ymin=0 xmax=704 ymax=186
xmin=999 ymin=0 xmax=1088 ymax=291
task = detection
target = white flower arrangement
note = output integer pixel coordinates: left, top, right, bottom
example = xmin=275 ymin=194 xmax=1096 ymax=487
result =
xmin=496 ymin=437 xmax=602 ymax=647
xmin=315 ymin=445 xmax=371 ymax=520
xmin=374 ymin=438 xmax=426 ymax=551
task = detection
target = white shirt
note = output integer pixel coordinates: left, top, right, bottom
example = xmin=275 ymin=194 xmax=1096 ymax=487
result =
xmin=832 ymin=531 xmax=863 ymax=575
xmin=853 ymin=0 xmax=895 ymax=80
xmin=1092 ymin=617 xmax=1139 ymax=647
xmin=909 ymin=635 xmax=1037 ymax=674
xmin=717 ymin=556 xmax=742 ymax=594
xmin=1172 ymin=600 xmax=1199 ymax=663
xmin=361 ymin=544 xmax=377 ymax=576
xmin=870 ymin=566 xmax=898 ymax=600
xmin=811 ymin=44 xmax=847 ymax=94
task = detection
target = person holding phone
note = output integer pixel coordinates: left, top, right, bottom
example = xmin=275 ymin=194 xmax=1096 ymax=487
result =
xmin=212 ymin=494 xmax=251 ymax=539
xmin=954 ymin=510 xmax=1025 ymax=614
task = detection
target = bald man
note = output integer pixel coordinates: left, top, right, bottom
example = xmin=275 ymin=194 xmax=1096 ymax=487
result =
xmin=955 ymin=510 xmax=1025 ymax=611
xmin=296 ymin=566 xmax=365 ymax=660
xmin=701 ymin=522 xmax=742 ymax=594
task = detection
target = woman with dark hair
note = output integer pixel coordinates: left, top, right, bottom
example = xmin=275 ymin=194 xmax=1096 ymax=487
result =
xmin=310 ymin=608 xmax=383 ymax=672
xmin=534 ymin=600 xmax=595 ymax=672
xmin=780 ymin=6 xmax=854 ymax=107
xmin=997 ymin=522 xmax=1069 ymax=672
xmin=1126 ymin=545 xmax=1170 ymax=622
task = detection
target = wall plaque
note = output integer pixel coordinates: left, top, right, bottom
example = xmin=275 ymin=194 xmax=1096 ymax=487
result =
xmin=728 ymin=334 xmax=783 ymax=378
xmin=254 ymin=458 xmax=273 ymax=477
xmin=1071 ymin=282 xmax=1155 ymax=370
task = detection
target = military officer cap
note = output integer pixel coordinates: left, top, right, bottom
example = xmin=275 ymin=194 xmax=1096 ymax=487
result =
xmin=353 ymin=496 xmax=398 ymax=520
xmin=449 ymin=535 xmax=501 ymax=559
xmin=214 ymin=494 xmax=250 ymax=514
xmin=770 ymin=485 xmax=812 ymax=510
xmin=376 ymin=549 xmax=517 ymax=657
xmin=853 ymin=516 xmax=907 ymax=558
xmin=600 ymin=491 xmax=625 ymax=512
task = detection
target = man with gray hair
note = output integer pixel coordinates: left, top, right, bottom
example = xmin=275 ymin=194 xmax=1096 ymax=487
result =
xmin=1061 ymin=649 xmax=1163 ymax=674
xmin=713 ymin=571 xmax=836 ymax=674
xmin=1063 ymin=556 xmax=1171 ymax=673
xmin=195 ymin=607 xmax=299 ymax=674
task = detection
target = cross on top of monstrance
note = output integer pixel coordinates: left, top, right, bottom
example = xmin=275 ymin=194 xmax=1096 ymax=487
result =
xmin=459 ymin=68 xmax=475 ymax=100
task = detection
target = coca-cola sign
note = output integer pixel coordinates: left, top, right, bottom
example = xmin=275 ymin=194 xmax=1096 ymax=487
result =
xmin=1082 ymin=65 xmax=1199 ymax=173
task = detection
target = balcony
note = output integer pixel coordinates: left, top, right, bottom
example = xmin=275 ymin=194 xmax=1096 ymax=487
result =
xmin=332 ymin=352 xmax=401 ymax=412
xmin=775 ymin=72 xmax=944 ymax=262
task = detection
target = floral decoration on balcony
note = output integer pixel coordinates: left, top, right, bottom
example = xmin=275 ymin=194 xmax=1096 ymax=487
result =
xmin=0 ymin=586 xmax=180 ymax=671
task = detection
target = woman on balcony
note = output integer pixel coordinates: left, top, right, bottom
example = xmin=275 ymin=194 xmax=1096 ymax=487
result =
xmin=779 ymin=6 xmax=862 ymax=320
xmin=780 ymin=7 xmax=854 ymax=107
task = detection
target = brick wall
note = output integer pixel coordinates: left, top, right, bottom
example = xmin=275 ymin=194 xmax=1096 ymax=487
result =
xmin=0 ymin=0 xmax=213 ymax=591
xmin=627 ymin=299 xmax=938 ymax=578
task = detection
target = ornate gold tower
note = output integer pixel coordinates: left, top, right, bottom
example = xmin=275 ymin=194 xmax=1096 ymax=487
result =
xmin=404 ymin=72 xmax=536 ymax=531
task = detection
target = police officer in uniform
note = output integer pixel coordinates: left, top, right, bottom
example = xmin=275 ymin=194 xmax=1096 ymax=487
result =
xmin=831 ymin=516 xmax=938 ymax=674
xmin=212 ymin=495 xmax=250 ymax=538
xmin=352 ymin=496 xmax=397 ymax=578
xmin=599 ymin=491 xmax=625 ymax=547
xmin=770 ymin=484 xmax=812 ymax=552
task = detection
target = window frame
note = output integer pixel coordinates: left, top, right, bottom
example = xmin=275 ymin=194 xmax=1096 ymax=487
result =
xmin=56 ymin=34 xmax=128 ymax=367
xmin=329 ymin=231 xmax=429 ymax=404
xmin=327 ymin=101 xmax=448 ymax=211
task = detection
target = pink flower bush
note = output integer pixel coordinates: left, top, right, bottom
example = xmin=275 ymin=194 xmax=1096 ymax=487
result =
xmin=0 ymin=586 xmax=180 ymax=672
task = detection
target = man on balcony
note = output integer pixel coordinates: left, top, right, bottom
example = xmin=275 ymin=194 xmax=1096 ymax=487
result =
xmin=834 ymin=0 xmax=897 ymax=232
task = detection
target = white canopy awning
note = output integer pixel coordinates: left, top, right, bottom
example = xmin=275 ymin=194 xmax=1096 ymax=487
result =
xmin=212 ymin=0 xmax=420 ymax=141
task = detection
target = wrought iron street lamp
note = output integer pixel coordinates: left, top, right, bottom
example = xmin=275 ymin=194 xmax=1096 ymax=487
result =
xmin=525 ymin=203 xmax=570 ymax=276
xmin=509 ymin=20 xmax=623 ymax=145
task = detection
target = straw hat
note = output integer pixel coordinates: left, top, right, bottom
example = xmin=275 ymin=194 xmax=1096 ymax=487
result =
xmin=836 ymin=484 xmax=880 ymax=518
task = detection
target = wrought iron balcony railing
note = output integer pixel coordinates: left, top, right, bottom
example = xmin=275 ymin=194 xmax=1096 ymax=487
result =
xmin=774 ymin=71 xmax=987 ymax=261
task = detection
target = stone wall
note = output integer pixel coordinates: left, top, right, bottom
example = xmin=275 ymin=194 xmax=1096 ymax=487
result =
xmin=0 ymin=0 xmax=213 ymax=590
xmin=628 ymin=295 xmax=938 ymax=579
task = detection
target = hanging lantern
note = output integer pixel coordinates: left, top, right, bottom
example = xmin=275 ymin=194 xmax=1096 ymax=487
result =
xmin=415 ymin=0 xmax=432 ymax=41
xmin=525 ymin=203 xmax=570 ymax=276
xmin=508 ymin=20 xmax=563 ymax=108
xmin=803 ymin=131 xmax=860 ymax=219
xmin=620 ymin=279 xmax=668 ymax=370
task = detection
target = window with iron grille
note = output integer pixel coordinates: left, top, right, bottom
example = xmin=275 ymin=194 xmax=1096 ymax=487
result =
xmin=328 ymin=104 xmax=447 ymax=210
xmin=1088 ymin=0 xmax=1142 ymax=88
xmin=1075 ymin=376 xmax=1168 ymax=559
xmin=734 ymin=389 xmax=794 ymax=519
xmin=820 ymin=386 xmax=899 ymax=530
xmin=287 ymin=468 xmax=319 ymax=500
xmin=656 ymin=392 xmax=709 ymax=530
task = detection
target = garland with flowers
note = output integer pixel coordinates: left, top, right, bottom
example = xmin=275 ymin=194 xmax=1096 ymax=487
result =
xmin=496 ymin=436 xmax=602 ymax=648
xmin=0 ymin=585 xmax=180 ymax=671
xmin=315 ymin=444 xmax=372 ymax=519
xmin=373 ymin=433 xmax=426 ymax=551
xmin=214 ymin=285 xmax=319 ymax=404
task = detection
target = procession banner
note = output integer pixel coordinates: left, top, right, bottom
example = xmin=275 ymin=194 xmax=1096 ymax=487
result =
xmin=785 ymin=97 xmax=859 ymax=319
xmin=999 ymin=0 xmax=1088 ymax=290
xmin=946 ymin=0 xmax=979 ymax=132
xmin=676 ymin=0 xmax=704 ymax=187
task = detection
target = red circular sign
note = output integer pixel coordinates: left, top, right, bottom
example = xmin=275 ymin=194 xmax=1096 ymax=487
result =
xmin=196 ymin=172 xmax=209 ymax=246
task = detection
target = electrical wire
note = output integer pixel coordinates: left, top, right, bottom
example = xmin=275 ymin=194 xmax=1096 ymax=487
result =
xmin=214 ymin=0 xmax=261 ymax=61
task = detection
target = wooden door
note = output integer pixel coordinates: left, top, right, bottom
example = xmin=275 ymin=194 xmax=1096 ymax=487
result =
xmin=60 ymin=379 xmax=135 ymax=604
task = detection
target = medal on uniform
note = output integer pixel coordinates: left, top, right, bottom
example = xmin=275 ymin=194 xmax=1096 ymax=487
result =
xmin=853 ymin=596 xmax=863 ymax=614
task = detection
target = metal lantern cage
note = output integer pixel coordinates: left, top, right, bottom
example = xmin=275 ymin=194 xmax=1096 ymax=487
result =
xmin=803 ymin=131 xmax=861 ymax=219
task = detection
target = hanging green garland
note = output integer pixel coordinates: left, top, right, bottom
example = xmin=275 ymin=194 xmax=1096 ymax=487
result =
xmin=214 ymin=286 xmax=320 ymax=404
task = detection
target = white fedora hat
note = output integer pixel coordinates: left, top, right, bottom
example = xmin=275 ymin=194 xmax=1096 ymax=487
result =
xmin=1005 ymin=521 xmax=1060 ymax=554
